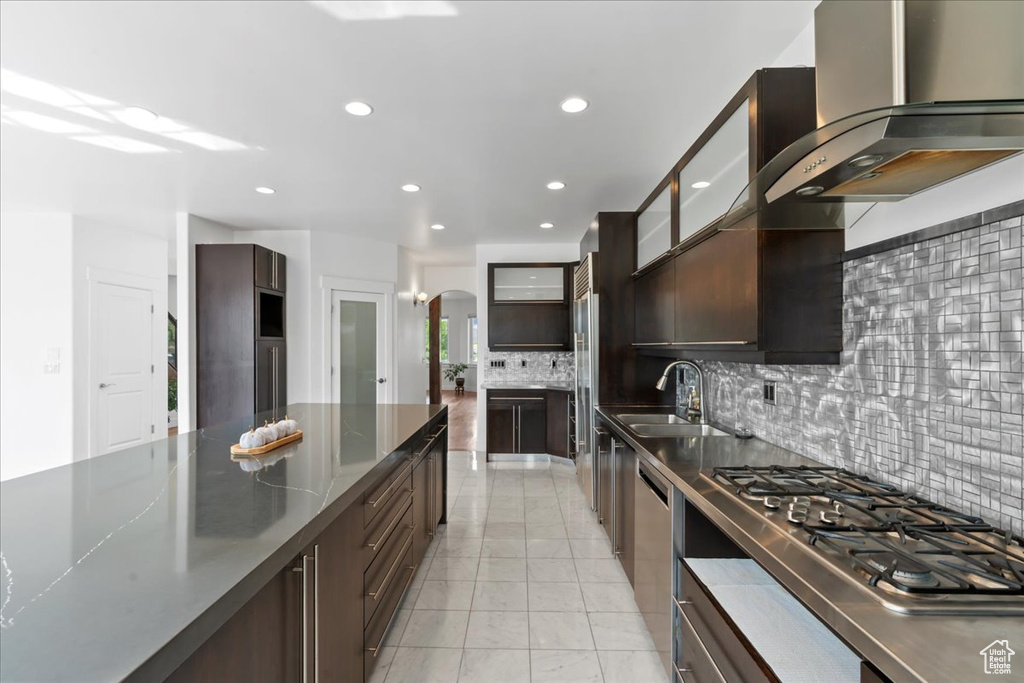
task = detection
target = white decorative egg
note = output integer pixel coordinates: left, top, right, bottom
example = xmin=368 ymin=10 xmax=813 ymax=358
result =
xmin=239 ymin=427 xmax=265 ymax=449
xmin=255 ymin=422 xmax=278 ymax=443
xmin=276 ymin=415 xmax=298 ymax=436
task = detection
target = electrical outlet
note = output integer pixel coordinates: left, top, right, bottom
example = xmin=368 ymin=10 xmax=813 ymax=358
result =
xmin=763 ymin=380 xmax=777 ymax=405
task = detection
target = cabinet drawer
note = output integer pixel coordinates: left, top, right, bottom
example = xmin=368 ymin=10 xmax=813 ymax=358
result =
xmin=364 ymin=456 xmax=414 ymax=529
xmin=679 ymin=561 xmax=771 ymax=682
xmin=364 ymin=542 xmax=416 ymax=679
xmin=364 ymin=470 xmax=413 ymax=558
xmin=364 ymin=502 xmax=414 ymax=627
xmin=674 ymin=598 xmax=727 ymax=683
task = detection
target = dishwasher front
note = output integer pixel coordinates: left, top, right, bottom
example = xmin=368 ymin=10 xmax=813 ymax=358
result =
xmin=634 ymin=456 xmax=673 ymax=676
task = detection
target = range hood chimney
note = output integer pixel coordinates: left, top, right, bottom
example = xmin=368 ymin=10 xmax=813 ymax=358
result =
xmin=764 ymin=0 xmax=1024 ymax=205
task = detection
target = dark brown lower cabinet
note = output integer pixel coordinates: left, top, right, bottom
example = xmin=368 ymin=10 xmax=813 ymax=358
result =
xmin=488 ymin=390 xmax=573 ymax=458
xmin=545 ymin=391 xmax=572 ymax=458
xmin=486 ymin=390 xmax=547 ymax=455
xmin=168 ymin=415 xmax=447 ymax=683
xmin=166 ymin=561 xmax=300 ymax=683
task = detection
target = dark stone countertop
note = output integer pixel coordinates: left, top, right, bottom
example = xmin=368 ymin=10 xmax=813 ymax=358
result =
xmin=0 ymin=403 xmax=445 ymax=682
xmin=481 ymin=382 xmax=574 ymax=392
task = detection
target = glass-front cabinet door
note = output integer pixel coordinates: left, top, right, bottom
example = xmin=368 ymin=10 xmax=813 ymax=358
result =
xmin=636 ymin=183 xmax=672 ymax=270
xmin=677 ymin=98 xmax=750 ymax=244
xmin=491 ymin=265 xmax=565 ymax=302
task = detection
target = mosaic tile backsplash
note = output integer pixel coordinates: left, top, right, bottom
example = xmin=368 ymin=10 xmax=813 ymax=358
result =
xmin=481 ymin=351 xmax=575 ymax=386
xmin=704 ymin=212 xmax=1023 ymax=535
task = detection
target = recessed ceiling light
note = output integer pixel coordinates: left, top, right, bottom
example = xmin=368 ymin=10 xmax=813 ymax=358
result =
xmin=402 ymin=184 xmax=421 ymax=192
xmin=546 ymin=181 xmax=566 ymax=190
xmin=430 ymin=224 xmax=445 ymax=230
xmin=255 ymin=186 xmax=276 ymax=194
xmin=691 ymin=181 xmax=711 ymax=189
xmin=560 ymin=97 xmax=588 ymax=114
xmin=345 ymin=101 xmax=373 ymax=116
xmin=540 ymin=222 xmax=554 ymax=229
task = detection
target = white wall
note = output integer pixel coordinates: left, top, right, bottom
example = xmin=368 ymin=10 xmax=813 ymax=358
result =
xmin=167 ymin=275 xmax=178 ymax=319
xmin=770 ymin=15 xmax=1024 ymax=249
xmin=176 ymin=213 xmax=234 ymax=432
xmin=0 ymin=213 xmax=168 ymax=479
xmin=426 ymin=266 xmax=477 ymax=298
xmin=71 ymin=217 xmax=168 ymax=458
xmin=0 ymin=213 xmax=74 ymax=480
xmin=397 ymin=246 xmax=428 ymax=403
xmin=310 ymin=231 xmax=400 ymax=403
xmin=475 ymin=243 xmax=579 ymax=448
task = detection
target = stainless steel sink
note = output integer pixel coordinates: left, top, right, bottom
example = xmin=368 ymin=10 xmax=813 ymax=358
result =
xmin=630 ymin=424 xmax=731 ymax=438
xmin=618 ymin=414 xmax=688 ymax=425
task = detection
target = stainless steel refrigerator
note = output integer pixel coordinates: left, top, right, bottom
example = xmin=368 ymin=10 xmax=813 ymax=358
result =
xmin=573 ymin=255 xmax=599 ymax=511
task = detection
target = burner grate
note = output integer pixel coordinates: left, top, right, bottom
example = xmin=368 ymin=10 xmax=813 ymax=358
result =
xmin=712 ymin=465 xmax=1024 ymax=600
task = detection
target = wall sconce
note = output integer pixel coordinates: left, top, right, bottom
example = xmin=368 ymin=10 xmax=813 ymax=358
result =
xmin=412 ymin=291 xmax=429 ymax=307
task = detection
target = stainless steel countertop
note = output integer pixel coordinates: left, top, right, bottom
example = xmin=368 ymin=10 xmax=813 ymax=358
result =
xmin=597 ymin=405 xmax=1024 ymax=683
xmin=0 ymin=403 xmax=446 ymax=682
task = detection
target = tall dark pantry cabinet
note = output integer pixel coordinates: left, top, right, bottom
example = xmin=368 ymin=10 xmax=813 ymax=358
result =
xmin=197 ymin=244 xmax=287 ymax=428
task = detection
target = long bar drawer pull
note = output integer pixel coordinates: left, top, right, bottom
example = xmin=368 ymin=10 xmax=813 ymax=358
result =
xmin=367 ymin=497 xmax=413 ymax=549
xmin=414 ymin=424 xmax=448 ymax=459
xmin=368 ymin=461 xmax=414 ymax=508
xmin=368 ymin=531 xmax=414 ymax=600
xmin=674 ymin=598 xmax=727 ymax=682
xmin=365 ymin=562 xmax=418 ymax=657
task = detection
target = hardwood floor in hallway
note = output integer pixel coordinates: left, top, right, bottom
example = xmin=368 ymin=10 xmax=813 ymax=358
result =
xmin=442 ymin=390 xmax=477 ymax=452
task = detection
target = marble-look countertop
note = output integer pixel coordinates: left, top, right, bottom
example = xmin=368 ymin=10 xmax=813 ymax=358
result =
xmin=598 ymin=405 xmax=1024 ymax=683
xmin=0 ymin=403 xmax=445 ymax=682
xmin=482 ymin=382 xmax=574 ymax=392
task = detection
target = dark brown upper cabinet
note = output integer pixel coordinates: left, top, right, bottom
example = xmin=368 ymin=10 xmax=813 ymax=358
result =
xmin=631 ymin=68 xmax=844 ymax=364
xmin=255 ymin=245 xmax=286 ymax=292
xmin=633 ymin=67 xmax=818 ymax=274
xmin=488 ymin=263 xmax=573 ymax=351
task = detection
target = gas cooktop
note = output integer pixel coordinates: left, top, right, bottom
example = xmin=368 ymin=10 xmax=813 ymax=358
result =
xmin=707 ymin=465 xmax=1024 ymax=615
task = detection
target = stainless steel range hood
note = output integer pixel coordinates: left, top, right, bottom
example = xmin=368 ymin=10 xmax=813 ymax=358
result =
xmin=720 ymin=0 xmax=1024 ymax=232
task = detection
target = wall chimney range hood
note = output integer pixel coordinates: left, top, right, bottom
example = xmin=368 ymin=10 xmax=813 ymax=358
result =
xmin=721 ymin=0 xmax=1023 ymax=232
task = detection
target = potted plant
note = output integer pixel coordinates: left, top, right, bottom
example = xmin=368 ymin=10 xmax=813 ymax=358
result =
xmin=443 ymin=363 xmax=469 ymax=391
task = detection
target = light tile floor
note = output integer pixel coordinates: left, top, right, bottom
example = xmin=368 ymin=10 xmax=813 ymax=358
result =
xmin=371 ymin=451 xmax=665 ymax=683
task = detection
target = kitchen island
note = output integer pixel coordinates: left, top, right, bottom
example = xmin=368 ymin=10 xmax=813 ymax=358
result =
xmin=0 ymin=403 xmax=447 ymax=682
xmin=598 ymin=405 xmax=1024 ymax=683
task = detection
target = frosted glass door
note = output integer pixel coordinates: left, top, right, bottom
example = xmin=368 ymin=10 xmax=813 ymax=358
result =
xmin=331 ymin=291 xmax=387 ymax=404
xmin=636 ymin=184 xmax=672 ymax=269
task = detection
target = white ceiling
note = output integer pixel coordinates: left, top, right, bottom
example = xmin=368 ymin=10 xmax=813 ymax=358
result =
xmin=0 ymin=0 xmax=816 ymax=256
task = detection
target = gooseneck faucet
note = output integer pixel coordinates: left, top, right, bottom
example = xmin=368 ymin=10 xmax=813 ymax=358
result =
xmin=655 ymin=360 xmax=706 ymax=423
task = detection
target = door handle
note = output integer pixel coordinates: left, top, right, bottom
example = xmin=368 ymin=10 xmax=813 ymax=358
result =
xmin=377 ymin=378 xmax=387 ymax=384
xmin=98 ymin=383 xmax=116 ymax=389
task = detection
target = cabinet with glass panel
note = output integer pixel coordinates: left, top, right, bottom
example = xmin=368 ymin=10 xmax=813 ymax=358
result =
xmin=487 ymin=263 xmax=573 ymax=351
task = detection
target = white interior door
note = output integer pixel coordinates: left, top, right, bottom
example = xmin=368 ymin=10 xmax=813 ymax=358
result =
xmin=331 ymin=290 xmax=389 ymax=404
xmin=92 ymin=282 xmax=154 ymax=456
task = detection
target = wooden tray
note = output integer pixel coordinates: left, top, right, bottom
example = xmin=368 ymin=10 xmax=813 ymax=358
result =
xmin=230 ymin=430 xmax=303 ymax=457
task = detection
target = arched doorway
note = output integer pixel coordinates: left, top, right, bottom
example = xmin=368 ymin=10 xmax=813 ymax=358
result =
xmin=427 ymin=289 xmax=478 ymax=451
